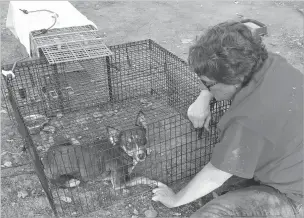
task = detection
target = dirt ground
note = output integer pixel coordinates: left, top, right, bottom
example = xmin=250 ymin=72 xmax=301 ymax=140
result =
xmin=1 ymin=1 xmax=303 ymax=218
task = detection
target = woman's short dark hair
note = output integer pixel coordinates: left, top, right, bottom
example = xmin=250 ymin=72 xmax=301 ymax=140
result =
xmin=188 ymin=21 xmax=268 ymax=87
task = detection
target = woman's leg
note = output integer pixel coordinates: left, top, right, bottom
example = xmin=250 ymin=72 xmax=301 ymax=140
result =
xmin=190 ymin=185 xmax=302 ymax=218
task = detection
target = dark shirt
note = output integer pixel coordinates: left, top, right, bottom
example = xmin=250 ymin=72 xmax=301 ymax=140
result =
xmin=210 ymin=52 xmax=303 ymax=203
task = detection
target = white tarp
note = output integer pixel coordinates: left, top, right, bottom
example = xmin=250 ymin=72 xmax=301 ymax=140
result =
xmin=6 ymin=1 xmax=97 ymax=55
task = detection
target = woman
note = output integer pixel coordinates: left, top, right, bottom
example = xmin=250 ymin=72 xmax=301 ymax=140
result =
xmin=151 ymin=21 xmax=303 ymax=218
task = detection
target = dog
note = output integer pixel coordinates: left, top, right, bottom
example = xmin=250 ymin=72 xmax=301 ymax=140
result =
xmin=42 ymin=111 xmax=160 ymax=190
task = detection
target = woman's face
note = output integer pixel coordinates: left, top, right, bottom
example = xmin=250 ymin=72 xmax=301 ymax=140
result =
xmin=200 ymin=76 xmax=240 ymax=101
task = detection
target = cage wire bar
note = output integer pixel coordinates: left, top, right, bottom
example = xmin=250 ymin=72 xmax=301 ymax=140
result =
xmin=2 ymin=39 xmax=231 ymax=217
xmin=1 ymin=76 xmax=16 ymax=122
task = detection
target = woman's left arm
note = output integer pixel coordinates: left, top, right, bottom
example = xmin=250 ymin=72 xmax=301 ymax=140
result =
xmin=152 ymin=162 xmax=232 ymax=208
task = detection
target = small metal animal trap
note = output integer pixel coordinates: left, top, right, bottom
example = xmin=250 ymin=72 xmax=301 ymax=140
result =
xmin=2 ymin=37 xmax=231 ymax=217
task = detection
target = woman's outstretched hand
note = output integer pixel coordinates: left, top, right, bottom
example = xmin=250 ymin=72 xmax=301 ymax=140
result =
xmin=152 ymin=183 xmax=178 ymax=208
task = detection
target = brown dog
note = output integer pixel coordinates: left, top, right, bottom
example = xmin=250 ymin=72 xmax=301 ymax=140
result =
xmin=42 ymin=111 xmax=159 ymax=190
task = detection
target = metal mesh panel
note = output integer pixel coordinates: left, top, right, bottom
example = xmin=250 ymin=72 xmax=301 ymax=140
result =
xmin=29 ymin=25 xmax=112 ymax=64
xmin=2 ymin=39 xmax=231 ymax=217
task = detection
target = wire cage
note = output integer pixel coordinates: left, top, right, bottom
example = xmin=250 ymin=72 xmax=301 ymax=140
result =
xmin=2 ymin=39 xmax=231 ymax=217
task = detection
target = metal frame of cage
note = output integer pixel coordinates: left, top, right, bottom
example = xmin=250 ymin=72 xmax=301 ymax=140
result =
xmin=2 ymin=39 xmax=231 ymax=217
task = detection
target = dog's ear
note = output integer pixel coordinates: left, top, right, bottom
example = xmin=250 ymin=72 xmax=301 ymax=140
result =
xmin=106 ymin=126 xmax=121 ymax=145
xmin=135 ymin=111 xmax=147 ymax=130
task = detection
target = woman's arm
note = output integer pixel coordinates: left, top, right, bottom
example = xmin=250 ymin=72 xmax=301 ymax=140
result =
xmin=174 ymin=162 xmax=232 ymax=207
xmin=152 ymin=162 xmax=232 ymax=208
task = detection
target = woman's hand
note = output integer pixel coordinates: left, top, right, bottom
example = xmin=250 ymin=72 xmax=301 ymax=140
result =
xmin=188 ymin=90 xmax=213 ymax=130
xmin=152 ymin=183 xmax=178 ymax=208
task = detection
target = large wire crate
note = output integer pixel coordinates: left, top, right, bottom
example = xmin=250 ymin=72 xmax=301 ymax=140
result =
xmin=2 ymin=39 xmax=231 ymax=217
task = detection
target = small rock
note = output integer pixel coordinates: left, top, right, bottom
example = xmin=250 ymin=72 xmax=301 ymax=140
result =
xmin=114 ymin=110 xmax=118 ymax=113
xmin=212 ymin=191 xmax=219 ymax=199
xmin=140 ymin=98 xmax=148 ymax=104
xmin=17 ymin=190 xmax=29 ymax=198
xmin=40 ymin=132 xmax=48 ymax=141
xmin=83 ymin=127 xmax=89 ymax=131
xmin=105 ymin=211 xmax=111 ymax=216
xmin=37 ymin=146 xmax=44 ymax=151
xmin=60 ymin=196 xmax=72 ymax=203
xmin=94 ymin=4 xmax=101 ymax=10
xmin=71 ymin=138 xmax=81 ymax=146
xmin=77 ymin=136 xmax=82 ymax=139
xmin=93 ymin=111 xmax=103 ymax=118
xmin=49 ymin=136 xmax=55 ymax=145
xmin=234 ymin=1 xmax=239 ymax=4
xmin=122 ymin=189 xmax=130 ymax=195
xmin=43 ymin=125 xmax=56 ymax=134
xmin=3 ymin=161 xmax=12 ymax=167
xmin=172 ymin=212 xmax=181 ymax=216
xmin=236 ymin=13 xmax=244 ymax=18
xmin=198 ymin=198 xmax=204 ymax=207
xmin=144 ymin=209 xmax=158 ymax=218
xmin=36 ymin=196 xmax=50 ymax=208
xmin=7 ymin=131 xmax=15 ymax=137
xmin=65 ymin=178 xmax=81 ymax=188
xmin=1 ymin=109 xmax=7 ymax=114
xmin=133 ymin=208 xmax=139 ymax=215
xmin=57 ymin=113 xmax=63 ymax=119
xmin=131 ymin=216 xmax=138 ymax=218
xmin=181 ymin=39 xmax=192 ymax=44
xmin=53 ymin=121 xmax=61 ymax=128
xmin=44 ymin=143 xmax=51 ymax=150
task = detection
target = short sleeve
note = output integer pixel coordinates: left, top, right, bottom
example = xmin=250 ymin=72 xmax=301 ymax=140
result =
xmin=210 ymin=121 xmax=266 ymax=179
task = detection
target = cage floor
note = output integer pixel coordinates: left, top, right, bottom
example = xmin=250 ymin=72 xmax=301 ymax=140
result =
xmin=28 ymin=94 xmax=217 ymax=216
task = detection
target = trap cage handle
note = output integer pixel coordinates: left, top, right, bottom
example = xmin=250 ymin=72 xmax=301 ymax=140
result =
xmin=4 ymin=74 xmax=59 ymax=217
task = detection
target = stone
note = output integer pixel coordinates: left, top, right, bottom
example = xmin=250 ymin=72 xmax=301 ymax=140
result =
xmin=49 ymin=136 xmax=55 ymax=145
xmin=144 ymin=209 xmax=158 ymax=218
xmin=93 ymin=111 xmax=103 ymax=118
xmin=131 ymin=216 xmax=138 ymax=218
xmin=37 ymin=145 xmax=44 ymax=151
xmin=17 ymin=190 xmax=29 ymax=199
xmin=71 ymin=138 xmax=81 ymax=146
xmin=7 ymin=131 xmax=15 ymax=137
xmin=122 ymin=189 xmax=130 ymax=196
xmin=60 ymin=196 xmax=72 ymax=203
xmin=212 ymin=191 xmax=219 ymax=199
xmin=36 ymin=196 xmax=50 ymax=208
xmin=1 ymin=109 xmax=7 ymax=114
xmin=44 ymin=143 xmax=51 ymax=150
xmin=133 ymin=208 xmax=139 ymax=215
xmin=53 ymin=121 xmax=61 ymax=128
xmin=43 ymin=125 xmax=56 ymax=134
xmin=40 ymin=132 xmax=48 ymax=141
xmin=56 ymin=113 xmax=63 ymax=119
xmin=3 ymin=161 xmax=12 ymax=167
